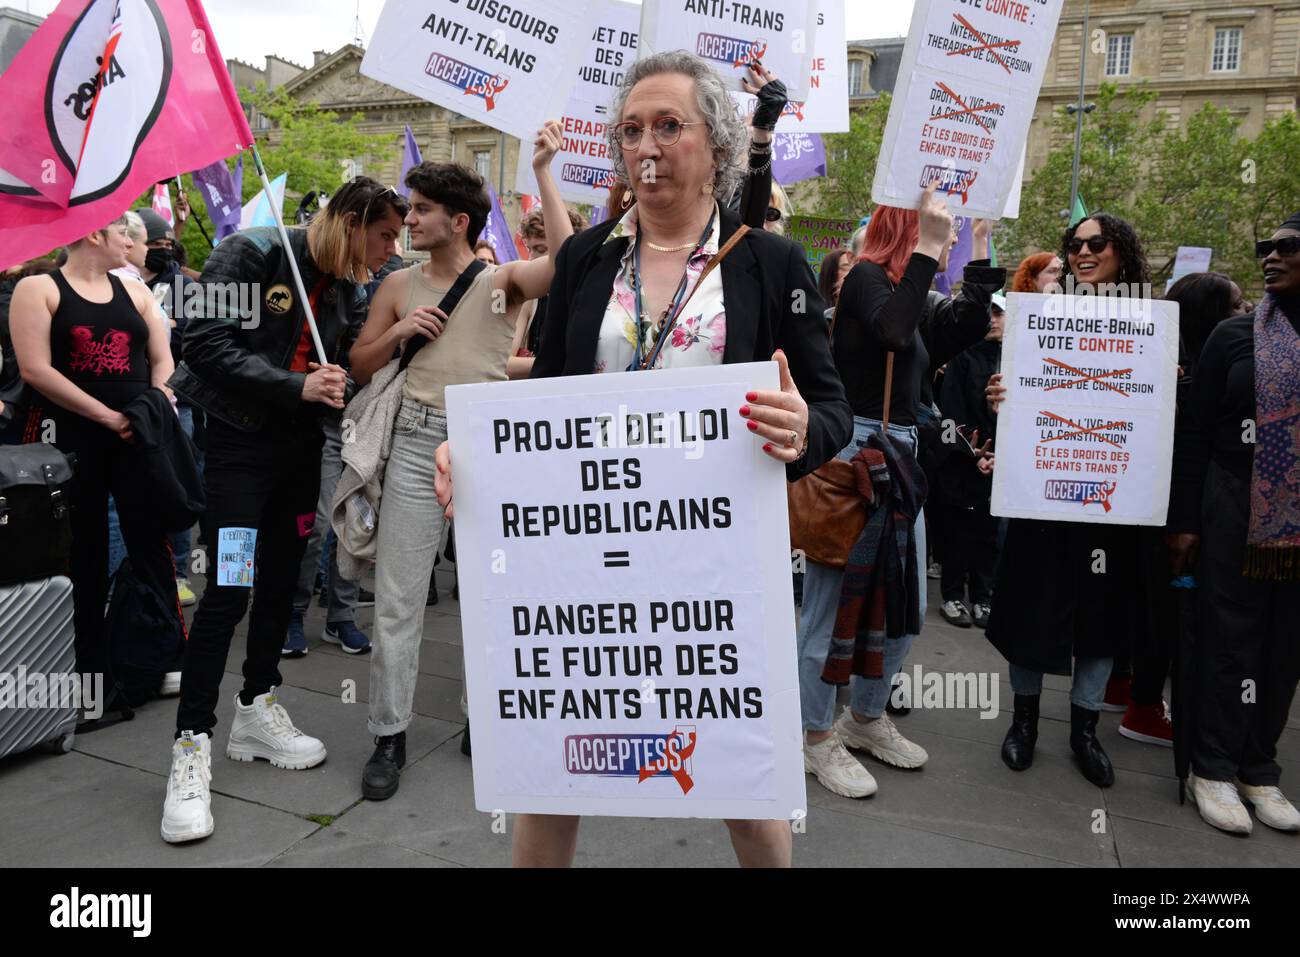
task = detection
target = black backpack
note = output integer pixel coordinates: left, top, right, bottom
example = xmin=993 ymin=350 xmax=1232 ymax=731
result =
xmin=0 ymin=443 xmax=74 ymax=586
xmin=105 ymin=557 xmax=185 ymax=708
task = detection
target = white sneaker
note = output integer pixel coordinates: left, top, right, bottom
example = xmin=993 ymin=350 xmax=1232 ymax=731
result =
xmin=159 ymin=672 xmax=181 ymax=697
xmin=803 ymin=735 xmax=877 ymax=798
xmin=226 ymin=688 xmax=326 ymax=770
xmin=1188 ymin=773 xmax=1252 ymax=835
xmin=835 ymin=708 xmax=928 ymax=768
xmin=161 ymin=732 xmax=214 ymax=844
xmin=1235 ymin=780 xmax=1300 ymax=832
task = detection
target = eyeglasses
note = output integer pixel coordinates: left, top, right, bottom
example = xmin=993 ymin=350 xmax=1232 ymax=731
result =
xmin=764 ymin=206 xmax=783 ymax=223
xmin=1256 ymin=236 xmax=1300 ymax=259
xmin=1067 ymin=235 xmax=1111 ymax=256
xmin=612 ymin=116 xmax=706 ymax=150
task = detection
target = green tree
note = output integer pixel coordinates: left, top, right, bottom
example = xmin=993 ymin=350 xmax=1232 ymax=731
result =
xmin=997 ymin=83 xmax=1161 ymax=265
xmin=167 ymin=84 xmax=385 ymax=271
xmin=816 ymin=93 xmax=891 ymax=221
xmin=1237 ymin=110 xmax=1300 ymax=291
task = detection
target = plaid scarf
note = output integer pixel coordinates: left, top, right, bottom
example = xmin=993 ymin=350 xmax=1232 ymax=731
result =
xmin=822 ymin=432 xmax=927 ymax=685
xmin=1246 ymin=292 xmax=1300 ymax=579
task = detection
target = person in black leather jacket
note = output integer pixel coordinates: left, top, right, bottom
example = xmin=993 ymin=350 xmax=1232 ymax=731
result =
xmin=159 ymin=177 xmax=408 ymax=846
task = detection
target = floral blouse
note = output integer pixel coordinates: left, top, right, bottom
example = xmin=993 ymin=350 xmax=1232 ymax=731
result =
xmin=593 ymin=202 xmax=727 ymax=374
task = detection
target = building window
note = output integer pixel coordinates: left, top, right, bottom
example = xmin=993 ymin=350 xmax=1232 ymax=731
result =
xmin=474 ymin=150 xmax=493 ymax=180
xmin=848 ymin=59 xmax=863 ymax=97
xmin=1105 ymin=33 xmax=1132 ymax=77
xmin=1211 ymin=27 xmax=1242 ymax=73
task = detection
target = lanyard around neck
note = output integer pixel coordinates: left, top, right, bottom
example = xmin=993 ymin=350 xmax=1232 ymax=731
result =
xmin=629 ymin=208 xmax=717 ymax=372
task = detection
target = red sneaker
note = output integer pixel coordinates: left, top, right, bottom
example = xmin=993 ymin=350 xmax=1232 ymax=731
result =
xmin=1102 ymin=673 xmax=1131 ymax=712
xmin=1119 ymin=699 xmax=1173 ymax=747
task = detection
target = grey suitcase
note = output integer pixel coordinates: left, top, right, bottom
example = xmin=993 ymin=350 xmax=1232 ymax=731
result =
xmin=0 ymin=576 xmax=77 ymax=759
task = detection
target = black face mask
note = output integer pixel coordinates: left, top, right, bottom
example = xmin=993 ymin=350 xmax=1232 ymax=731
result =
xmin=144 ymin=245 xmax=173 ymax=274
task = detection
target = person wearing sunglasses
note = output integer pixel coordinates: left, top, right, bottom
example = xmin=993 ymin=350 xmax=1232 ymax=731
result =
xmin=1165 ymin=213 xmax=1300 ymax=835
xmin=433 ymin=50 xmax=851 ymax=868
xmin=986 ymin=212 xmax=1155 ymax=789
xmin=156 ymin=177 xmax=410 ymax=844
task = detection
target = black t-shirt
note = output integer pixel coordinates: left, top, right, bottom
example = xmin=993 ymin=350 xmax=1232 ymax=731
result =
xmin=833 ymin=253 xmax=1004 ymax=426
xmin=48 ymin=270 xmax=151 ymax=415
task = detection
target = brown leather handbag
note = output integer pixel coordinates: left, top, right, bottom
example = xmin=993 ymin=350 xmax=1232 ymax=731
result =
xmin=787 ymin=310 xmax=895 ymax=568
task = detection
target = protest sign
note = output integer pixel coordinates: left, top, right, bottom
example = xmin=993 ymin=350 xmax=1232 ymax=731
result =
xmin=729 ymin=0 xmax=849 ymax=134
xmin=991 ymin=292 xmax=1180 ymax=526
xmin=445 ymin=363 xmax=806 ymax=819
xmin=640 ymin=0 xmax=820 ymax=100
xmin=361 ymin=0 xmax=593 ymax=141
xmin=1165 ymin=246 xmax=1213 ymax=292
xmin=773 ymin=132 xmax=826 ymax=184
xmin=516 ymin=0 xmax=638 ymax=205
xmin=872 ymin=0 xmax=1065 ymax=220
xmin=787 ymin=214 xmax=856 ymax=273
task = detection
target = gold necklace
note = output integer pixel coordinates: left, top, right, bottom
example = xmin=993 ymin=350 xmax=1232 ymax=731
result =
xmin=644 ymin=238 xmax=697 ymax=253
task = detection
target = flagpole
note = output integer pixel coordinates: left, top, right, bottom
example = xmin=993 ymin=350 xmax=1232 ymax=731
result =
xmin=249 ymin=143 xmax=328 ymax=366
xmin=175 ymin=174 xmax=215 ymax=249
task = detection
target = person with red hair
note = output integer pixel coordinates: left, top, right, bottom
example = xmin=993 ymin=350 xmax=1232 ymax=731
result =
xmin=1011 ymin=252 xmax=1063 ymax=294
xmin=796 ymin=184 xmax=1004 ymax=799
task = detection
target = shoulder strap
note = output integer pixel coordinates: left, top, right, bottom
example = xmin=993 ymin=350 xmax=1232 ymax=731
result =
xmin=398 ymin=258 xmax=488 ymax=372
xmin=639 ymin=225 xmax=750 ymax=371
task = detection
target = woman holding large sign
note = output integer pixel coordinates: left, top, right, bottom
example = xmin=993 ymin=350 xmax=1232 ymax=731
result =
xmin=987 ymin=213 xmax=1155 ymax=789
xmin=435 ymin=50 xmax=851 ymax=867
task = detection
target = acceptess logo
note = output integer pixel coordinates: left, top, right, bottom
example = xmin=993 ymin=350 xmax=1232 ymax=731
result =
xmin=49 ymin=887 xmax=151 ymax=937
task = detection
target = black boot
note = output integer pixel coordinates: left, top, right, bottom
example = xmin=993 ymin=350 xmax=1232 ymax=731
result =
xmin=362 ymin=731 xmax=406 ymax=800
xmin=1070 ymin=704 xmax=1115 ymax=787
xmin=1001 ymin=694 xmax=1039 ymax=771
xmin=460 ymin=720 xmax=471 ymax=757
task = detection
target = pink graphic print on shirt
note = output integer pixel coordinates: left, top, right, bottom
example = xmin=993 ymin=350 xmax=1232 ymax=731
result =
xmin=68 ymin=326 xmax=132 ymax=375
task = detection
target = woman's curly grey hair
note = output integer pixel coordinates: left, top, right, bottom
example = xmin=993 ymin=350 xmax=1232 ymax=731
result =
xmin=606 ymin=50 xmax=748 ymax=200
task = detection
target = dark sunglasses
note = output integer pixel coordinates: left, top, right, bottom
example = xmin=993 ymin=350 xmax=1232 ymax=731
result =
xmin=1256 ymin=236 xmax=1300 ymax=259
xmin=1067 ymin=235 xmax=1110 ymax=256
xmin=764 ymin=206 xmax=783 ymax=223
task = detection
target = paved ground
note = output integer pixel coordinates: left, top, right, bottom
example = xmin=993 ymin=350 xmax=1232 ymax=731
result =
xmin=2 ymin=565 xmax=1297 ymax=868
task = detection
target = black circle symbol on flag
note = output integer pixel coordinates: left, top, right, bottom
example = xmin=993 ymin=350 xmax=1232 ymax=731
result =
xmin=44 ymin=0 xmax=173 ymax=206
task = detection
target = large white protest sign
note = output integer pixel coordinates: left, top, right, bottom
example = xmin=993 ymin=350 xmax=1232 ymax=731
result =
xmin=873 ymin=0 xmax=1065 ymax=219
xmin=729 ymin=0 xmax=849 ymax=134
xmin=361 ymin=0 xmax=594 ymax=141
xmin=640 ymin=0 xmax=820 ymax=100
xmin=991 ymin=292 xmax=1180 ymax=526
xmin=445 ymin=363 xmax=806 ymax=819
xmin=515 ymin=1 xmax=638 ymax=205
xmin=1165 ymin=246 xmax=1213 ymax=292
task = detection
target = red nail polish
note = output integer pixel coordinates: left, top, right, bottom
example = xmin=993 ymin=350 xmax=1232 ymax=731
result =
xmin=747 ymin=421 xmax=759 ymax=432
xmin=746 ymin=391 xmax=757 ymax=402
xmin=763 ymin=443 xmax=773 ymax=452
xmin=739 ymin=405 xmax=750 ymax=416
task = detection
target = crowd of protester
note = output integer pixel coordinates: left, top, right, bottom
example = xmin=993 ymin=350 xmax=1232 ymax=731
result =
xmin=1 ymin=49 xmax=1295 ymax=863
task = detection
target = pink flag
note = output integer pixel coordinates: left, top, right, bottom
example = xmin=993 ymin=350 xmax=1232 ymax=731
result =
xmin=514 ymin=194 xmax=540 ymax=259
xmin=152 ymin=182 xmax=174 ymax=227
xmin=0 ymin=0 xmax=253 ymax=269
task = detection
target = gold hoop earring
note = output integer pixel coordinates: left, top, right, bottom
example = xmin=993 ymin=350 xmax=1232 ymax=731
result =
xmin=701 ymin=182 xmax=714 ymax=196
xmin=620 ymin=189 xmax=633 ymax=209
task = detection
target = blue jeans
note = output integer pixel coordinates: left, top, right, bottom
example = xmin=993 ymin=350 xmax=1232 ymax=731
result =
xmin=292 ymin=417 xmax=360 ymax=624
xmin=1010 ymin=658 xmax=1113 ymax=711
xmin=797 ymin=416 xmax=927 ymax=731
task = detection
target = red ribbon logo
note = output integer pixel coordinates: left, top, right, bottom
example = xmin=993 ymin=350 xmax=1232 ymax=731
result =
xmin=733 ymin=40 xmax=767 ymax=68
xmin=1082 ymin=481 xmax=1118 ymax=513
xmin=466 ymin=74 xmax=509 ymax=110
xmin=637 ymin=728 xmax=697 ymax=794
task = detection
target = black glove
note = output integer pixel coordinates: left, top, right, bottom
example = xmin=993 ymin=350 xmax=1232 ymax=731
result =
xmin=751 ymin=77 xmax=788 ymax=131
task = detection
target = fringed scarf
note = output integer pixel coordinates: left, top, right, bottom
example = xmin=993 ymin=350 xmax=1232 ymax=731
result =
xmin=1246 ymin=292 xmax=1300 ymax=580
xmin=821 ymin=432 xmax=927 ymax=685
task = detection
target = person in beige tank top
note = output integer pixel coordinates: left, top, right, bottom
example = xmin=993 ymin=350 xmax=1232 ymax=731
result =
xmin=345 ymin=122 xmax=577 ymax=802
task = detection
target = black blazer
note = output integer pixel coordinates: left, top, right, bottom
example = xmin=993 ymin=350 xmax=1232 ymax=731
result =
xmin=531 ymin=206 xmax=852 ymax=479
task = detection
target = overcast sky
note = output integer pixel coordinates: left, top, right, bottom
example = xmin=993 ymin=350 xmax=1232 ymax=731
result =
xmin=19 ymin=0 xmax=914 ymax=70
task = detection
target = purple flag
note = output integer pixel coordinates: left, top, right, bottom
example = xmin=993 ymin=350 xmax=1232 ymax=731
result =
xmin=933 ymin=215 xmax=975 ymax=296
xmin=192 ymin=158 xmax=243 ymax=242
xmin=398 ymin=126 xmax=422 ymax=199
xmin=773 ymin=133 xmax=826 ymax=185
xmin=589 ymin=203 xmax=610 ymax=227
xmin=483 ymin=187 xmax=518 ymax=264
